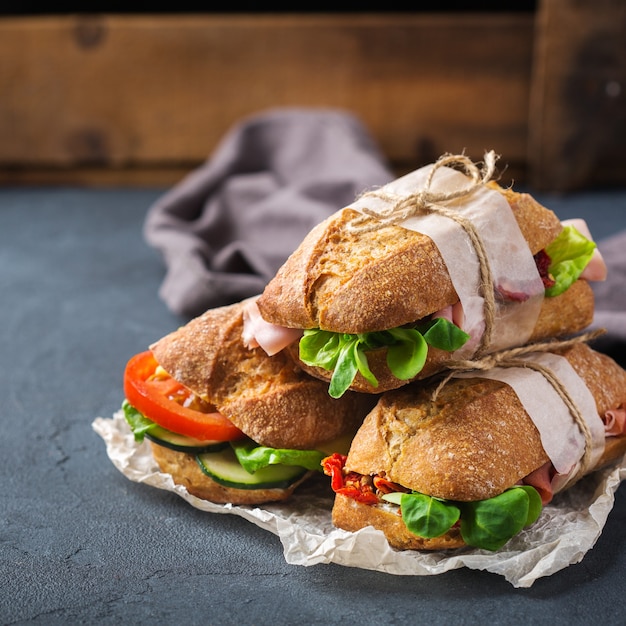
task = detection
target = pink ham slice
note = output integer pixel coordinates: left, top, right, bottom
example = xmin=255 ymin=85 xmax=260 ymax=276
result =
xmin=242 ymin=298 xmax=303 ymax=356
xmin=523 ymin=405 xmax=626 ymax=504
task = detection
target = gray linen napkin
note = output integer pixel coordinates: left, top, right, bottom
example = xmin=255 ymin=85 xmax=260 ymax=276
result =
xmin=591 ymin=231 xmax=626 ymax=365
xmin=143 ymin=107 xmax=624 ymax=366
xmin=143 ymin=108 xmax=394 ymax=318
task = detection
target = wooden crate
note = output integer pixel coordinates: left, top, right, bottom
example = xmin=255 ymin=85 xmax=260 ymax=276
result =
xmin=0 ymin=2 xmax=624 ymax=190
xmin=528 ymin=0 xmax=626 ymax=190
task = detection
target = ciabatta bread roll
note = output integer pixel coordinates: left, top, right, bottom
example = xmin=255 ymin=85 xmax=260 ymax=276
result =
xmin=123 ymin=302 xmax=374 ymax=506
xmin=251 ymin=158 xmax=604 ymax=396
xmin=258 ymin=184 xmax=564 ymax=333
xmin=150 ymin=301 xmax=373 ymax=449
xmin=325 ymin=342 xmax=626 ymax=551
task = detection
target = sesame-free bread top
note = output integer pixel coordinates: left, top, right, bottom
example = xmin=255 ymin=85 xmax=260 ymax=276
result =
xmin=344 ymin=343 xmax=626 ymax=502
xmin=257 ymin=183 xmax=563 ymax=334
xmin=150 ymin=301 xmax=373 ymax=450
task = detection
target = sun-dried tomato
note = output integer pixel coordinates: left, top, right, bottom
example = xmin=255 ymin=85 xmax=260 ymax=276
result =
xmin=534 ymin=249 xmax=556 ymax=289
xmin=373 ymin=475 xmax=407 ymax=495
xmin=321 ymin=453 xmax=347 ymax=492
xmin=337 ymin=485 xmax=380 ymax=505
xmin=322 ymin=454 xmax=399 ymax=505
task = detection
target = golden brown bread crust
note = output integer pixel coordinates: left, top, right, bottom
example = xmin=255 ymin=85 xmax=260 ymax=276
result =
xmin=150 ymin=442 xmax=309 ymax=505
xmin=150 ymin=301 xmax=374 ymax=450
xmin=286 ymin=278 xmax=595 ymax=394
xmin=529 ymin=279 xmax=594 ymax=341
xmin=561 ymin=342 xmax=626 ymax=419
xmin=347 ymin=378 xmax=549 ymax=502
xmin=257 ymin=184 xmax=563 ymax=334
xmin=333 ymin=343 xmax=626 ymax=551
xmin=345 ymin=343 xmax=626 ymax=501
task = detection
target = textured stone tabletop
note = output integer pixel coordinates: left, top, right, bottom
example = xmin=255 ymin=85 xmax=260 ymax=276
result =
xmin=1 ymin=187 xmax=625 ymax=625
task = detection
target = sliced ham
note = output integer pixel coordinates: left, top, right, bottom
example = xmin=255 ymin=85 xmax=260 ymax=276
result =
xmin=432 ymin=301 xmax=465 ymax=329
xmin=561 ymin=218 xmax=607 ymax=282
xmin=522 ymin=462 xmax=556 ymax=505
xmin=522 ymin=405 xmax=626 ymax=505
xmin=242 ymin=297 xmax=303 ymax=356
xmin=603 ymin=405 xmax=626 ymax=437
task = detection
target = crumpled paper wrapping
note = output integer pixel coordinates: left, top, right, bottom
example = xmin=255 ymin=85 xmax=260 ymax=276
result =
xmin=93 ymin=411 xmax=625 ymax=588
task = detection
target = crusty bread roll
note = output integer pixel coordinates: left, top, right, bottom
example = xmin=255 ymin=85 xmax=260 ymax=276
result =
xmin=256 ymin=183 xmax=595 ymax=393
xmin=150 ymin=443 xmax=312 ymax=505
xmin=144 ymin=301 xmax=375 ymax=506
xmin=330 ymin=343 xmax=626 ymax=551
xmin=257 ymin=184 xmax=562 ymax=333
xmin=151 ymin=301 xmax=374 ymax=450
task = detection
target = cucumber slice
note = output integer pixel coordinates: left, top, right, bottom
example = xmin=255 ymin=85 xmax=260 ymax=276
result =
xmin=146 ymin=425 xmax=228 ymax=453
xmin=196 ymin=448 xmax=308 ymax=490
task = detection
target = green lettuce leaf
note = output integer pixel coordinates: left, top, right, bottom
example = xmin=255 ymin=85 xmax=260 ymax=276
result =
xmin=398 ymin=492 xmax=460 ymax=539
xmin=517 ymin=485 xmax=543 ymax=526
xmin=459 ymin=486 xmax=540 ymax=551
xmin=329 ymin=338 xmax=363 ymax=398
xmin=299 ymin=319 xmax=469 ymax=398
xmin=122 ymin=400 xmax=155 ymax=441
xmin=384 ymin=485 xmax=542 ymax=551
xmin=230 ymin=438 xmax=326 ymax=474
xmin=544 ymin=225 xmax=596 ymax=297
xmin=384 ymin=328 xmax=428 ymax=381
xmin=416 ymin=317 xmax=471 ymax=351
xmin=299 ymin=329 xmax=342 ymax=370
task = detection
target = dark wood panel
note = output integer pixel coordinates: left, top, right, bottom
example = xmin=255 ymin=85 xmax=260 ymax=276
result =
xmin=0 ymin=13 xmax=534 ymax=184
xmin=528 ymin=0 xmax=626 ymax=191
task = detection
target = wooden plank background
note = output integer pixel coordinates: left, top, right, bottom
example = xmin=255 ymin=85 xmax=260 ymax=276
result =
xmin=0 ymin=4 xmax=623 ymax=190
xmin=0 ymin=13 xmax=534 ymax=187
xmin=529 ymin=0 xmax=626 ymax=191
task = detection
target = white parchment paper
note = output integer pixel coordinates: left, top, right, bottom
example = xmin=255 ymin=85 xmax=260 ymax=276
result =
xmin=92 ymin=411 xmax=625 ymax=588
xmin=456 ymin=352 xmax=606 ymax=483
xmin=350 ymin=165 xmax=545 ymax=355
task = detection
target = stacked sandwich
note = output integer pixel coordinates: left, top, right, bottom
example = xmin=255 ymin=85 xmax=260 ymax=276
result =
xmin=122 ymin=152 xmax=626 ymax=552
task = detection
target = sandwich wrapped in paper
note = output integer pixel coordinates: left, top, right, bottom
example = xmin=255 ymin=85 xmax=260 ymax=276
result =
xmin=323 ymin=340 xmax=626 ymax=551
xmin=121 ymin=301 xmax=375 ymax=505
xmin=246 ymin=153 xmax=606 ymax=397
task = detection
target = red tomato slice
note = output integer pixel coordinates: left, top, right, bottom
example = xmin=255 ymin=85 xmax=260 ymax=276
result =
xmin=123 ymin=351 xmax=243 ymax=441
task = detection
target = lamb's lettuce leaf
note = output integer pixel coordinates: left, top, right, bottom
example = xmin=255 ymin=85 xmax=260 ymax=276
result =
xmin=393 ymin=492 xmax=461 ymax=539
xmin=299 ymin=318 xmax=469 ymax=398
xmin=459 ymin=485 xmax=543 ymax=551
xmin=383 ymin=485 xmax=542 ymax=551
xmin=545 ymin=225 xmax=596 ymax=297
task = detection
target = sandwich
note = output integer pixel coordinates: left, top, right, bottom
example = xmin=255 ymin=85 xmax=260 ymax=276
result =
xmin=245 ymin=153 xmax=606 ymax=397
xmin=122 ymin=300 xmax=374 ymax=505
xmin=323 ymin=342 xmax=626 ymax=551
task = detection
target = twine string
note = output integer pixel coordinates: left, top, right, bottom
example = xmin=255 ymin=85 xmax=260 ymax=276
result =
xmin=349 ymin=150 xmax=499 ymax=231
xmin=430 ymin=329 xmax=606 ymax=481
xmin=349 ymin=151 xmax=499 ymax=356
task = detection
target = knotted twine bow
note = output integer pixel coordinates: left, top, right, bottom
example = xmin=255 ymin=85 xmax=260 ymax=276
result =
xmin=349 ymin=150 xmax=499 ymax=231
xmin=348 ymin=151 xmax=500 ymax=357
